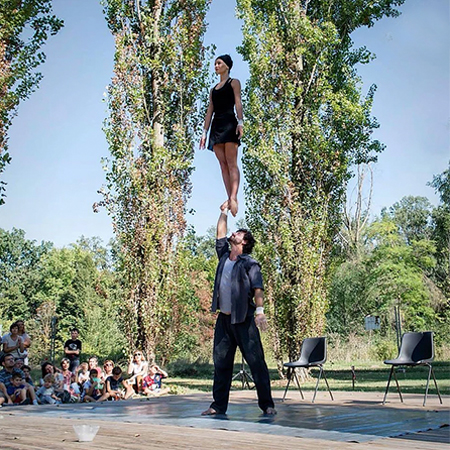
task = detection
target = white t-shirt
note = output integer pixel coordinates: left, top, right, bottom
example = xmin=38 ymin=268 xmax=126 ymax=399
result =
xmin=2 ymin=333 xmax=22 ymax=358
xmin=219 ymin=258 xmax=236 ymax=315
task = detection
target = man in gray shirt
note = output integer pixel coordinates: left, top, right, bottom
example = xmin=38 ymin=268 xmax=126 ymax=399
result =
xmin=202 ymin=202 xmax=276 ymax=416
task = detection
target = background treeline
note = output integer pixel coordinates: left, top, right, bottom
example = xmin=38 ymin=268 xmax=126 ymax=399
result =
xmin=1 ymin=178 xmax=448 ymax=367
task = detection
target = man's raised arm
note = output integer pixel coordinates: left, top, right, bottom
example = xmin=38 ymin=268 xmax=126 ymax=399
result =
xmin=217 ymin=201 xmax=229 ymax=239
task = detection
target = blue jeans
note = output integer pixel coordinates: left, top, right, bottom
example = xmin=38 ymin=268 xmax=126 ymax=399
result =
xmin=210 ymin=313 xmax=274 ymax=414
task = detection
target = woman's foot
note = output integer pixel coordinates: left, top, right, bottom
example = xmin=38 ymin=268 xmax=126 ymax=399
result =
xmin=229 ymin=198 xmax=238 ymax=217
xmin=220 ymin=200 xmax=230 ymax=212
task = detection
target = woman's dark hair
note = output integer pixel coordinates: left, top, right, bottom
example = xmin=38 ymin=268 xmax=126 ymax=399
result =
xmin=237 ymin=228 xmax=256 ymax=254
xmin=216 ymin=54 xmax=233 ymax=71
xmin=41 ymin=361 xmax=56 ymax=379
xmin=10 ymin=322 xmax=19 ymax=332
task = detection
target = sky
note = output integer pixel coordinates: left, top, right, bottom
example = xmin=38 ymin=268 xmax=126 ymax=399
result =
xmin=1 ymin=0 xmax=449 ymax=248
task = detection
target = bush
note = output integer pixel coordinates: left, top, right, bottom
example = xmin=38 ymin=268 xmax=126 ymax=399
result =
xmin=371 ymin=338 xmax=398 ymax=361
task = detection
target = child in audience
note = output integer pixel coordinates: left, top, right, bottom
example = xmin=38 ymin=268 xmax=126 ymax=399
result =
xmin=6 ymin=372 xmax=28 ymax=404
xmin=82 ymin=369 xmax=104 ymax=402
xmin=22 ymin=365 xmax=34 ymax=387
xmin=98 ymin=366 xmax=134 ymax=401
xmin=36 ymin=374 xmax=61 ymax=404
xmin=76 ymin=362 xmax=89 ymax=387
xmin=142 ymin=363 xmax=169 ymax=396
xmin=88 ymin=356 xmax=103 ymax=379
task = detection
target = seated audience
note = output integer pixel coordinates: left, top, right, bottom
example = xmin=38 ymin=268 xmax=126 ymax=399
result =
xmin=0 ymin=354 xmax=38 ymax=405
xmin=6 ymin=373 xmax=28 ymax=404
xmin=40 ymin=362 xmax=61 ymax=389
xmin=15 ymin=320 xmax=31 ymax=364
xmin=127 ymin=350 xmax=148 ymax=393
xmin=2 ymin=323 xmax=25 ymax=359
xmin=102 ymin=360 xmax=114 ymax=380
xmin=76 ymin=362 xmax=89 ymax=387
xmin=142 ymin=363 xmax=169 ymax=396
xmin=98 ymin=366 xmax=134 ymax=401
xmin=22 ymin=365 xmax=34 ymax=387
xmin=64 ymin=328 xmax=82 ymax=373
xmin=36 ymin=374 xmax=61 ymax=405
xmin=88 ymin=356 xmax=103 ymax=379
xmin=82 ymin=369 xmax=104 ymax=402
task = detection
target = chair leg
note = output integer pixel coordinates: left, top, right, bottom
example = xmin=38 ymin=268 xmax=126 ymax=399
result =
xmin=293 ymin=370 xmax=304 ymax=400
xmin=382 ymin=366 xmax=394 ymax=405
xmin=425 ymin=364 xmax=443 ymax=406
xmin=392 ymin=367 xmax=403 ymax=403
xmin=312 ymin=366 xmax=322 ymax=403
xmin=321 ymin=367 xmax=334 ymax=401
xmin=282 ymin=368 xmax=292 ymax=402
xmin=424 ymin=363 xmax=432 ymax=406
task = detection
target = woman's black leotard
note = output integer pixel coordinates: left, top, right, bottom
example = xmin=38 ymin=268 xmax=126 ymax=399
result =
xmin=207 ymin=78 xmax=240 ymax=151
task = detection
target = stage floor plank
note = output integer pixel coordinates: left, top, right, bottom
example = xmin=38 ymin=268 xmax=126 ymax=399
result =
xmin=0 ymin=391 xmax=448 ymax=449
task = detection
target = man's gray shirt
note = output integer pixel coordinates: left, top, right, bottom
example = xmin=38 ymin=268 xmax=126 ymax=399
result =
xmin=211 ymin=237 xmax=264 ymax=324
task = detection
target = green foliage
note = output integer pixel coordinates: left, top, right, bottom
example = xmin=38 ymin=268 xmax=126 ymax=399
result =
xmin=236 ymin=0 xmax=403 ymax=366
xmin=383 ymin=196 xmax=433 ymax=243
xmin=97 ymin=0 xmax=212 ymax=360
xmin=328 ymin=194 xmax=448 ymax=347
xmin=0 ymin=229 xmax=126 ymax=364
xmin=0 ymin=228 xmax=52 ymax=320
xmin=0 ymin=0 xmax=63 ymax=203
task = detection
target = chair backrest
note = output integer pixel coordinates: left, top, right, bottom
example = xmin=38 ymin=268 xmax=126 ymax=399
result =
xmin=299 ymin=337 xmax=327 ymax=365
xmin=398 ymin=331 xmax=434 ymax=363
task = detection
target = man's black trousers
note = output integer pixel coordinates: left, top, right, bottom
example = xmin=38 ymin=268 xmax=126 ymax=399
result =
xmin=210 ymin=313 xmax=274 ymax=414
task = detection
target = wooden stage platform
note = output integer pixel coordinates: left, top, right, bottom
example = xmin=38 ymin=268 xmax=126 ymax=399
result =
xmin=0 ymin=390 xmax=448 ymax=449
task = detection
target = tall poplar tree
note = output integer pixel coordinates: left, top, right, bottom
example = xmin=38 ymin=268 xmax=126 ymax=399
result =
xmin=237 ymin=0 xmax=404 ymax=367
xmin=0 ymin=0 xmax=63 ymax=204
xmin=96 ymin=0 xmax=211 ymax=358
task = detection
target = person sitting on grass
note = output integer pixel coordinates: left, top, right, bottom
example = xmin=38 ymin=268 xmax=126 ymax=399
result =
xmin=75 ymin=362 xmax=89 ymax=388
xmin=98 ymin=366 xmax=134 ymax=401
xmin=6 ymin=372 xmax=28 ymax=405
xmin=102 ymin=359 xmax=115 ymax=380
xmin=127 ymin=350 xmax=148 ymax=394
xmin=40 ymin=362 xmax=60 ymax=388
xmin=36 ymin=374 xmax=61 ymax=405
xmin=21 ymin=365 xmax=34 ymax=388
xmin=82 ymin=369 xmax=104 ymax=402
xmin=88 ymin=356 xmax=103 ymax=379
xmin=0 ymin=354 xmax=38 ymax=405
xmin=142 ymin=363 xmax=169 ymax=397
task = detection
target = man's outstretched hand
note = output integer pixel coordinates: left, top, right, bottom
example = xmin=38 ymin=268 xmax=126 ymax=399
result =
xmin=255 ymin=313 xmax=268 ymax=332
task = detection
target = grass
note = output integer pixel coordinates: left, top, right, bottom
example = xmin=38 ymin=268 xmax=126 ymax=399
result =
xmin=165 ymin=360 xmax=450 ymax=396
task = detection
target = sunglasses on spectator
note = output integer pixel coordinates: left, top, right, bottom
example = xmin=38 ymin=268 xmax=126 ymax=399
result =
xmin=134 ymin=353 xmax=142 ymax=356
xmin=104 ymin=363 xmax=113 ymax=366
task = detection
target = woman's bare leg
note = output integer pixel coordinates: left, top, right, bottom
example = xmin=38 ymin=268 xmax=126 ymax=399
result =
xmin=214 ymin=144 xmax=231 ymax=198
xmin=225 ymin=142 xmax=239 ymax=216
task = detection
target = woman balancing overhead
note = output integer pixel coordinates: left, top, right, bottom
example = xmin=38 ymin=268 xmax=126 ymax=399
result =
xmin=200 ymin=54 xmax=243 ymax=217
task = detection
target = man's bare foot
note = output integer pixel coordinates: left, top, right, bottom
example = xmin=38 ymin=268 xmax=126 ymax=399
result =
xmin=229 ymin=198 xmax=238 ymax=217
xmin=201 ymin=407 xmax=218 ymax=416
xmin=264 ymin=407 xmax=277 ymax=415
xmin=220 ymin=200 xmax=230 ymax=211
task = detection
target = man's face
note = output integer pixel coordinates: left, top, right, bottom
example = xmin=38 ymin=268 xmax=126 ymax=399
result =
xmin=71 ymin=330 xmax=79 ymax=340
xmin=3 ymin=355 xmax=15 ymax=368
xmin=14 ymin=359 xmax=24 ymax=370
xmin=229 ymin=231 xmax=246 ymax=246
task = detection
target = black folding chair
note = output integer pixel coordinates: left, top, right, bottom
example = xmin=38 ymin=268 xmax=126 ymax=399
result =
xmin=382 ymin=331 xmax=442 ymax=406
xmin=282 ymin=337 xmax=334 ymax=403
